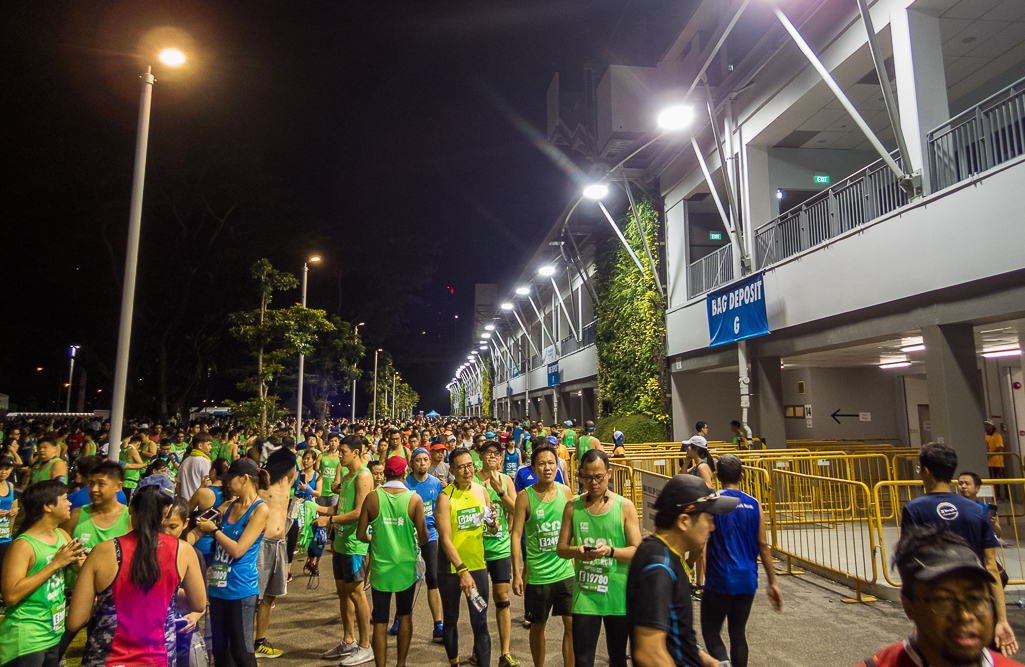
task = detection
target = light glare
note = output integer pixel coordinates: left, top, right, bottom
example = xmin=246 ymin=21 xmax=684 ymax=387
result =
xmin=515 ymin=287 xmax=530 ymax=295
xmin=158 ymin=48 xmax=186 ymax=67
xmin=538 ymin=266 xmax=556 ymax=277
xmin=656 ymin=105 xmax=694 ymax=131
xmin=582 ymin=184 xmax=609 ymax=200
xmin=500 ymin=303 xmax=513 ymax=310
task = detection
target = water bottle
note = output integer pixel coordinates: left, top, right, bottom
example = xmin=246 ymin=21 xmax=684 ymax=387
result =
xmin=1015 ymin=598 xmax=1025 ymax=608
xmin=469 ymin=588 xmax=488 ymax=613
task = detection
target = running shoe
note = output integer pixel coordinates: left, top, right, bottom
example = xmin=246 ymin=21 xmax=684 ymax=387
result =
xmin=322 ymin=640 xmax=357 ymax=659
xmin=432 ymin=624 xmax=444 ymax=644
xmin=465 ymin=653 xmax=478 ymax=666
xmin=521 ymin=620 xmax=531 ymax=629
xmin=499 ymin=653 xmax=520 ymax=667
xmin=388 ymin=616 xmax=399 ymax=636
xmin=339 ymin=646 xmax=374 ymax=666
xmin=691 ymin=586 xmax=703 ymax=602
xmin=255 ymin=643 xmax=283 ymax=659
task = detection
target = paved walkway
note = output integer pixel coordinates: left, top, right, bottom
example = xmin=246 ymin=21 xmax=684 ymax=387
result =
xmin=254 ymin=554 xmax=972 ymax=667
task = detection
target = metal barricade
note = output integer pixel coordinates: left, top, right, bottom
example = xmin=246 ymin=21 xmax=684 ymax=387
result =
xmin=772 ymin=469 xmax=878 ymax=601
xmin=873 ymin=479 xmax=1025 ymax=586
xmin=610 ymin=462 xmax=642 ymax=519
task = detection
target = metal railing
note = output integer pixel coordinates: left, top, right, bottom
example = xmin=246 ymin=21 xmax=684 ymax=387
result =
xmin=581 ymin=319 xmax=597 ymax=347
xmin=754 ymin=151 xmax=907 ymax=270
xmin=687 ymin=244 xmax=734 ymax=299
xmin=928 ymin=75 xmax=1025 ymax=191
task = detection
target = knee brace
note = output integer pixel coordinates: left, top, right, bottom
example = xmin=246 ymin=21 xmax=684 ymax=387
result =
xmin=496 ymin=599 xmax=511 ymax=610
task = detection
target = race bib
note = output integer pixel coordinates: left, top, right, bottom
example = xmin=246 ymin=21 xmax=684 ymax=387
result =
xmin=578 ymin=560 xmax=611 ymax=593
xmin=207 ymin=563 xmax=230 ymax=588
xmin=456 ymin=506 xmax=482 ymax=531
xmin=424 ymin=500 xmax=434 ymax=518
xmin=0 ymin=519 xmax=11 ymax=540
xmin=51 ymin=600 xmax=66 ymax=633
xmin=538 ymin=528 xmax=559 ymax=552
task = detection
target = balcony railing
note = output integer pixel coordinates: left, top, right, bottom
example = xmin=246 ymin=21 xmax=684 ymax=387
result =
xmin=754 ymin=151 xmax=907 ymax=271
xmin=687 ymin=244 xmax=734 ymax=299
xmin=581 ymin=319 xmax=597 ymax=347
xmin=928 ymin=76 xmax=1025 ymax=192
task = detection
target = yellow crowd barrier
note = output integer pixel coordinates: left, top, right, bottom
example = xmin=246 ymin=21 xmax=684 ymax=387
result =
xmin=872 ymin=478 xmax=1025 ymax=587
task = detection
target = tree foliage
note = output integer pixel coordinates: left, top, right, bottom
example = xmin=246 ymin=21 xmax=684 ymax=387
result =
xmin=304 ymin=315 xmax=365 ymax=427
xmin=593 ymin=196 xmax=668 ymax=432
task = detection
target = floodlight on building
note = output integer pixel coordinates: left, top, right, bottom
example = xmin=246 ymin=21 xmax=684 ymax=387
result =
xmin=538 ymin=266 xmax=556 ymax=277
xmin=515 ymin=287 xmax=530 ymax=295
xmin=656 ymin=105 xmax=694 ymax=131
xmin=582 ymin=183 xmax=609 ymax=200
xmin=500 ymin=303 xmax=513 ymax=310
xmin=485 ymin=324 xmax=495 ymax=331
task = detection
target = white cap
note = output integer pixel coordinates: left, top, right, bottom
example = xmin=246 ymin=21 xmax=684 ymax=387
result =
xmin=683 ymin=435 xmax=708 ymax=449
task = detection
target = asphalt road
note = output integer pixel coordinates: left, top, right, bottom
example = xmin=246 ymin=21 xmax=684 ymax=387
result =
xmin=255 ymin=553 xmax=937 ymax=667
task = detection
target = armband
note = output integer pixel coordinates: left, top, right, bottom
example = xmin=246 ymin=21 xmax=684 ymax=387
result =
xmin=456 ymin=564 xmax=469 ymax=574
xmin=610 ymin=546 xmax=615 ymax=558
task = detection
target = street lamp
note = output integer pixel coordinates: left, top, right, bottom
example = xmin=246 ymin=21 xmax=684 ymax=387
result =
xmin=66 ymin=345 xmax=80 ymax=413
xmin=538 ymin=265 xmax=556 ymax=277
xmin=582 ymin=183 xmax=609 ymax=200
xmin=391 ymin=373 xmax=399 ymax=419
xmin=500 ymin=303 xmax=513 ymax=311
xmin=295 ymin=255 xmax=321 ymax=442
xmin=352 ymin=322 xmax=364 ymax=423
xmin=372 ymin=349 xmax=383 ymax=423
xmin=108 ymin=46 xmax=186 ymax=460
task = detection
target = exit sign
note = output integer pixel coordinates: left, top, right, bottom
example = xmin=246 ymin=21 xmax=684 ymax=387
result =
xmin=709 ymin=232 xmax=722 ymax=240
xmin=814 ymin=174 xmax=830 ymax=184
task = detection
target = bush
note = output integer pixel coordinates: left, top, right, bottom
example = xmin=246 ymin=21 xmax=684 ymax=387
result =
xmin=595 ymin=414 xmax=666 ymax=444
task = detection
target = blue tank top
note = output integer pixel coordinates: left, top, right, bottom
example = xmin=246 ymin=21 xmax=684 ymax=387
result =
xmin=208 ymin=498 xmax=264 ymax=600
xmin=503 ymin=449 xmax=519 ymax=476
xmin=704 ymin=489 xmax=761 ymax=596
xmin=194 ymin=485 xmax=225 ymax=556
xmin=0 ymin=481 xmax=13 ymax=543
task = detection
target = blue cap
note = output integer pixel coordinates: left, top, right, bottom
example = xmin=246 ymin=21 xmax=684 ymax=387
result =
xmin=485 ymin=432 xmax=496 ymax=438
xmin=547 ymin=435 xmax=559 ymax=446
xmin=411 ymin=447 xmax=430 ymax=460
xmin=137 ymin=473 xmax=175 ymax=498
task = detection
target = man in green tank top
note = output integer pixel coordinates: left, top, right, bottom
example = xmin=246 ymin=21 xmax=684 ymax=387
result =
xmin=0 ymin=480 xmax=85 ymax=666
xmin=316 ymin=436 xmax=374 ymax=665
xmin=556 ymin=448 xmax=641 ymax=667
xmin=119 ymin=434 xmax=148 ymax=502
xmin=319 ymin=434 xmax=342 ymax=508
xmin=60 ymin=461 xmax=130 ymax=590
xmin=27 ymin=438 xmax=67 ymax=488
xmin=357 ymin=456 xmax=428 ymax=667
xmin=511 ymin=443 xmax=576 ymax=667
xmin=478 ymin=441 xmax=520 ymax=667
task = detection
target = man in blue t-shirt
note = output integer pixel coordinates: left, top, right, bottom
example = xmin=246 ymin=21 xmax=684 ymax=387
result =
xmin=402 ymin=447 xmax=444 ymax=642
xmin=901 ymin=443 xmax=1017 ymax=655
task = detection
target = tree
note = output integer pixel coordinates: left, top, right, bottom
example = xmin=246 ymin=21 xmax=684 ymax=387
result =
xmin=229 ymin=259 xmax=334 ymax=433
xmin=305 ymin=315 xmax=365 ymax=428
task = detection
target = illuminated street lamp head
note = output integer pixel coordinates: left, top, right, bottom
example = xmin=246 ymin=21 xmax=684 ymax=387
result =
xmin=500 ymin=303 xmax=513 ymax=311
xmin=309 ymin=255 xmax=321 ymax=263
xmin=158 ymin=48 xmax=186 ymax=67
xmin=471 ymin=351 xmax=478 ymax=355
xmin=481 ymin=332 xmax=491 ymax=339
xmin=582 ymin=183 xmax=609 ymax=200
xmin=358 ymin=322 xmax=365 ymax=326
xmin=657 ymin=104 xmax=694 ymax=131
xmin=538 ymin=265 xmax=556 ymax=277
xmin=485 ymin=324 xmax=495 ymax=331
xmin=515 ymin=287 xmax=530 ymax=295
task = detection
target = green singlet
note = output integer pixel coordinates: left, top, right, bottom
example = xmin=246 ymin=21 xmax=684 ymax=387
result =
xmin=30 ymin=460 xmax=57 ymax=486
xmin=368 ymin=488 xmax=418 ymax=592
xmin=563 ymin=430 xmax=576 ymax=450
xmin=571 ymin=493 xmax=627 ymax=615
xmin=319 ymin=454 xmax=340 ymax=499
xmin=0 ymin=533 xmax=68 ymax=663
xmin=67 ymin=504 xmax=130 ymax=589
xmin=444 ymin=483 xmax=486 ymax=573
xmin=470 ymin=450 xmax=483 ymax=470
xmin=576 ymin=435 xmax=595 ymax=461
xmin=481 ymin=475 xmax=511 ymax=561
xmin=334 ymin=465 xmax=369 ymax=556
xmin=524 ymin=485 xmax=574 ymax=585
xmin=120 ymin=445 xmax=140 ymax=489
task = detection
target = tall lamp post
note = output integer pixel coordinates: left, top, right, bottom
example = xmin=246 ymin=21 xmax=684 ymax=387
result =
xmin=65 ymin=345 xmax=80 ymax=413
xmin=372 ymin=348 xmax=382 ymax=423
xmin=352 ymin=322 xmax=364 ymax=423
xmin=108 ymin=48 xmax=186 ymax=461
xmin=295 ymin=255 xmax=321 ymax=442
xmin=391 ymin=373 xmax=399 ymax=419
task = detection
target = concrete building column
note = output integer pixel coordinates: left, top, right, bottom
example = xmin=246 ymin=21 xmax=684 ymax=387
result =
xmin=922 ymin=324 xmax=988 ymax=474
xmin=753 ymin=356 xmax=787 ymax=450
xmin=891 ymin=6 xmax=949 ymax=194
xmin=740 ymin=138 xmax=772 ymax=243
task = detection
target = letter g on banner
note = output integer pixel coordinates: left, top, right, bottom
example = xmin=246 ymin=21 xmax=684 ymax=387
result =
xmin=705 ymin=271 xmax=770 ymax=347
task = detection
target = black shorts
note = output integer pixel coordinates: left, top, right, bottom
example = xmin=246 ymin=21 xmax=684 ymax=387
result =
xmin=332 ymin=552 xmax=367 ymax=584
xmin=524 ymin=576 xmax=574 ymax=623
xmin=371 ymin=584 xmax=416 ymax=624
xmin=422 ymin=540 xmax=439 ymax=590
xmin=485 ymin=556 xmax=512 ymax=584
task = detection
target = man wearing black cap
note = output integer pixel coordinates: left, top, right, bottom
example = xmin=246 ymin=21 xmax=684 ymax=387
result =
xmin=626 ymin=474 xmax=738 ymax=667
xmin=857 ymin=524 xmax=1023 ymax=666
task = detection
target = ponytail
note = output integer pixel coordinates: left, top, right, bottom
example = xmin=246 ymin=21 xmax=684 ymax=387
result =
xmin=128 ymin=486 xmax=173 ymax=592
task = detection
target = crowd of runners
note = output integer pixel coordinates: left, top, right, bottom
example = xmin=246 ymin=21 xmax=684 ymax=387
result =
xmin=0 ymin=414 xmax=1018 ymax=667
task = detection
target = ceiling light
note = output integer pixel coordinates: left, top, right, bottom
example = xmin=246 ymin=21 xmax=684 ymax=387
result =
xmin=538 ymin=266 xmax=556 ymax=277
xmin=485 ymin=324 xmax=495 ymax=331
xmin=481 ymin=333 xmax=491 ymax=339
xmin=656 ymin=105 xmax=694 ymax=131
xmin=471 ymin=351 xmax=478 ymax=355
xmin=515 ymin=287 xmax=530 ymax=295
xmin=500 ymin=303 xmax=513 ymax=310
xmin=582 ymin=183 xmax=609 ymax=200
xmin=983 ymin=349 xmax=1022 ymax=359
xmin=900 ymin=345 xmax=926 ymax=353
xmin=879 ymin=361 xmax=911 ymax=369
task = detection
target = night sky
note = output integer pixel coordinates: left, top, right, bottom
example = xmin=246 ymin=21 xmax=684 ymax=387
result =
xmin=1 ymin=1 xmax=688 ymax=416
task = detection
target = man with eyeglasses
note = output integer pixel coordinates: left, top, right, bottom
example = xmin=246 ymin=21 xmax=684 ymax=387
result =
xmin=556 ymin=449 xmax=641 ymax=667
xmin=857 ymin=524 xmax=1023 ymax=666
xmin=902 ymin=443 xmax=1018 ymax=656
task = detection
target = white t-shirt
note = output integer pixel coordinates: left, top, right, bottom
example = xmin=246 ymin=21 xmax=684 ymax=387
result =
xmin=177 ymin=454 xmax=211 ymax=499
